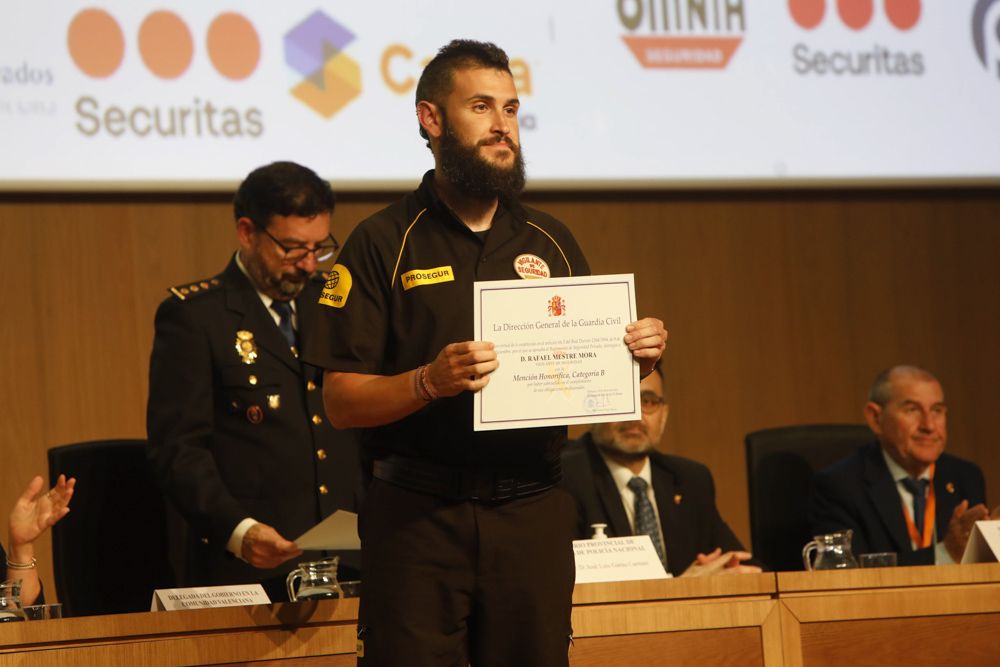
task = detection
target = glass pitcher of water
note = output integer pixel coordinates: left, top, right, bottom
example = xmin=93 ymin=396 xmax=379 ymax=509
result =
xmin=802 ymin=530 xmax=859 ymax=571
xmin=286 ymin=557 xmax=343 ymax=601
xmin=0 ymin=580 xmax=26 ymax=622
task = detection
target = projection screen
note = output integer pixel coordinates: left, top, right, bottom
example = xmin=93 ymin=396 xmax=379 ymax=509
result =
xmin=1 ymin=1 xmax=998 ymax=190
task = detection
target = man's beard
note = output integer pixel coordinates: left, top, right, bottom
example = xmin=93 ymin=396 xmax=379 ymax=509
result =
xmin=592 ymin=423 xmax=655 ymax=462
xmin=245 ymin=252 xmax=308 ymax=300
xmin=438 ymin=121 xmax=526 ymax=200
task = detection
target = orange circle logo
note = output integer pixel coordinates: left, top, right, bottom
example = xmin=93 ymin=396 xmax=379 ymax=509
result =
xmin=789 ymin=0 xmax=920 ymax=30
xmin=789 ymin=0 xmax=826 ymax=29
xmin=67 ymin=9 xmax=125 ymax=78
xmin=68 ymin=9 xmax=261 ymax=80
xmin=207 ymin=13 xmax=260 ymax=81
xmin=138 ymin=11 xmax=193 ymax=79
xmin=837 ymin=0 xmax=874 ymax=30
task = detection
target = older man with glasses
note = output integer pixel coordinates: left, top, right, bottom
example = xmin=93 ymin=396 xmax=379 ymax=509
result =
xmin=561 ymin=363 xmax=763 ymax=577
xmin=147 ymin=161 xmax=361 ymax=601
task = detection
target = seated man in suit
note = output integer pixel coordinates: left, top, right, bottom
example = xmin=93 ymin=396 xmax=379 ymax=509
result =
xmin=810 ymin=365 xmax=999 ymax=565
xmin=562 ymin=364 xmax=761 ymax=577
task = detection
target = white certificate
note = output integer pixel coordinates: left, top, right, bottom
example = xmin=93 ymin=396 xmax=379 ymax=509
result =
xmin=473 ymin=274 xmax=640 ymax=431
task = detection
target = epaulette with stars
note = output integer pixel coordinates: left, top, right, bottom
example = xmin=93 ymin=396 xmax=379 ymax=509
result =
xmin=169 ymin=276 xmax=223 ymax=301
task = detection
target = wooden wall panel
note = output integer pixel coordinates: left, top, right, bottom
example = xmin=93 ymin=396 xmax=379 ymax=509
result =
xmin=1 ymin=189 xmax=998 ymax=606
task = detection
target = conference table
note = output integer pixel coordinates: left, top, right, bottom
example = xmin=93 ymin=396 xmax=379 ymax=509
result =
xmin=2 ymin=563 xmax=998 ymax=666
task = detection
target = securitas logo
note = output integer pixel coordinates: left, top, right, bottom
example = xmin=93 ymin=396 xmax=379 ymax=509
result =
xmin=67 ymin=8 xmax=263 ymax=138
xmin=789 ymin=0 xmax=925 ymax=77
xmin=617 ymin=0 xmax=746 ymax=69
xmin=972 ymin=0 xmax=1000 ymax=78
xmin=284 ymin=11 xmax=361 ymax=119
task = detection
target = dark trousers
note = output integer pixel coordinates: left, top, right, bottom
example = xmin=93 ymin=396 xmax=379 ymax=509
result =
xmin=357 ymin=479 xmax=577 ymax=666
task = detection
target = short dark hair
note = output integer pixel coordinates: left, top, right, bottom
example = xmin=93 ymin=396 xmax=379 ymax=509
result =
xmin=868 ymin=365 xmax=939 ymax=406
xmin=415 ymin=39 xmax=512 ymax=143
xmin=233 ymin=161 xmax=335 ymax=230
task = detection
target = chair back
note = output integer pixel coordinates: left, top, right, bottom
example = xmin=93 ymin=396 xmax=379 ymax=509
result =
xmin=744 ymin=424 xmax=872 ymax=571
xmin=48 ymin=439 xmax=177 ymax=616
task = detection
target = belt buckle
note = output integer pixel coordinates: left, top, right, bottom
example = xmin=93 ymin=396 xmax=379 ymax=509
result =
xmin=493 ymin=477 xmax=515 ymax=501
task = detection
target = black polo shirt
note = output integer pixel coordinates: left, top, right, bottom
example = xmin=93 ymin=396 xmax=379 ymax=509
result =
xmin=303 ymin=170 xmax=590 ymax=470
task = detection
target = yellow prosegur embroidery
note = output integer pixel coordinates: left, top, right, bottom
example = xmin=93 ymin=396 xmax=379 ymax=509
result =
xmin=400 ymin=265 xmax=455 ymax=291
xmin=319 ymin=263 xmax=352 ymax=308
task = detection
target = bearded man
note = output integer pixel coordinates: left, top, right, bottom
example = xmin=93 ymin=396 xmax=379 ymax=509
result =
xmin=147 ymin=161 xmax=361 ymax=601
xmin=303 ymin=40 xmax=667 ymax=666
xmin=561 ymin=364 xmax=762 ymax=577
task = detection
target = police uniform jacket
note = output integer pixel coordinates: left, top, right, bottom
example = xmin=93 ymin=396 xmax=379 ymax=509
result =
xmin=147 ymin=256 xmax=360 ymax=590
xmin=561 ymin=433 xmax=760 ymax=576
xmin=303 ymin=170 xmax=590 ymax=474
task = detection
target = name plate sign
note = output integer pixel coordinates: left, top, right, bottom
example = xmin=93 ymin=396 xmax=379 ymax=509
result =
xmin=961 ymin=520 xmax=1000 ymax=564
xmin=151 ymin=584 xmax=270 ymax=611
xmin=573 ymin=535 xmax=670 ymax=584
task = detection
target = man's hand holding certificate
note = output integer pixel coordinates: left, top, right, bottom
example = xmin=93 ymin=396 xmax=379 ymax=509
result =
xmin=472 ymin=274 xmax=666 ymax=431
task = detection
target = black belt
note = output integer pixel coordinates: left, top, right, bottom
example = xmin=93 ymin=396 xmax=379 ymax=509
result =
xmin=373 ymin=455 xmax=559 ymax=502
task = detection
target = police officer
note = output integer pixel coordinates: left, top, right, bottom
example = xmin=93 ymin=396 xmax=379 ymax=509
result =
xmin=303 ymin=41 xmax=667 ymax=665
xmin=147 ymin=161 xmax=361 ymax=601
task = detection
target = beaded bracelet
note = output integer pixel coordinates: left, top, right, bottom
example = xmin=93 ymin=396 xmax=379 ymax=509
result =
xmin=414 ymin=365 xmax=433 ymax=402
xmin=6 ymin=557 xmax=37 ymax=570
xmin=419 ymin=364 xmax=439 ymax=401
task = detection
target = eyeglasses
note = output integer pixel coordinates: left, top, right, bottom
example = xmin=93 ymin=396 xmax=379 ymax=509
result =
xmin=640 ymin=391 xmax=665 ymax=414
xmin=261 ymin=227 xmax=339 ymax=263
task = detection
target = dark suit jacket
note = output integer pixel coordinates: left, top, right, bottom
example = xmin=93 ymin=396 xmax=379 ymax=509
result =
xmin=561 ymin=433 xmax=754 ymax=577
xmin=147 ymin=257 xmax=362 ymax=598
xmin=809 ymin=442 xmax=986 ymax=566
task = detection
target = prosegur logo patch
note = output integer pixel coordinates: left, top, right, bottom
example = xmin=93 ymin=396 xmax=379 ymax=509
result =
xmin=973 ymin=0 xmax=1000 ymax=78
xmin=319 ymin=264 xmax=352 ymax=308
xmin=285 ymin=11 xmax=361 ymax=118
xmin=617 ymin=0 xmax=746 ymax=69
xmin=401 ymin=266 xmax=455 ymax=291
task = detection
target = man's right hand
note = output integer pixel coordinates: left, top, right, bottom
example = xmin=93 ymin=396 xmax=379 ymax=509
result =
xmin=943 ymin=500 xmax=991 ymax=562
xmin=425 ymin=341 xmax=499 ymax=397
xmin=241 ymin=523 xmax=302 ymax=569
xmin=681 ymin=548 xmax=762 ymax=577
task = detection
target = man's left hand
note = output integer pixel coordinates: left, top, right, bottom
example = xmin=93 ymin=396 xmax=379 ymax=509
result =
xmin=624 ymin=317 xmax=668 ymax=377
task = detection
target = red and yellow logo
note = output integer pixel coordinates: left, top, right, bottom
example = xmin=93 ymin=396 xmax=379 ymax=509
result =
xmin=547 ymin=295 xmax=566 ymax=317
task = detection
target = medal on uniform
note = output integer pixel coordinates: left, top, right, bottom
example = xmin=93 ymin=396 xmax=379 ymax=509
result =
xmin=246 ymin=405 xmax=264 ymax=424
xmin=267 ymin=394 xmax=281 ymax=410
xmin=235 ymin=330 xmax=258 ymax=364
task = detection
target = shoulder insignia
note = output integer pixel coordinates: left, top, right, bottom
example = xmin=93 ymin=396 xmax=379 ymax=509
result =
xmin=169 ymin=276 xmax=223 ymax=301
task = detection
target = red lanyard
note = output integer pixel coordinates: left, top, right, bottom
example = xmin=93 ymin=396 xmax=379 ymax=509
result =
xmin=902 ymin=463 xmax=936 ymax=549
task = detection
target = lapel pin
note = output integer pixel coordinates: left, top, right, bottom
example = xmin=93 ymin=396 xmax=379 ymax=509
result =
xmin=674 ymin=494 xmax=682 ymax=505
xmin=946 ymin=482 xmax=955 ymax=494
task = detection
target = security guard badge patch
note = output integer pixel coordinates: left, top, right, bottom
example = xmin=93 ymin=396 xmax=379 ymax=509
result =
xmin=400 ymin=265 xmax=454 ymax=291
xmin=235 ymin=330 xmax=258 ymax=364
xmin=319 ymin=264 xmax=352 ymax=308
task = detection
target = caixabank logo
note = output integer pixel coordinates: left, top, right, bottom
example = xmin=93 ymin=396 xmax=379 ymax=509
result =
xmin=789 ymin=0 xmax=925 ymax=76
xmin=67 ymin=8 xmax=264 ymax=138
xmin=284 ymin=11 xmax=361 ymax=119
xmin=617 ymin=0 xmax=747 ymax=69
xmin=972 ymin=0 xmax=1000 ymax=78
